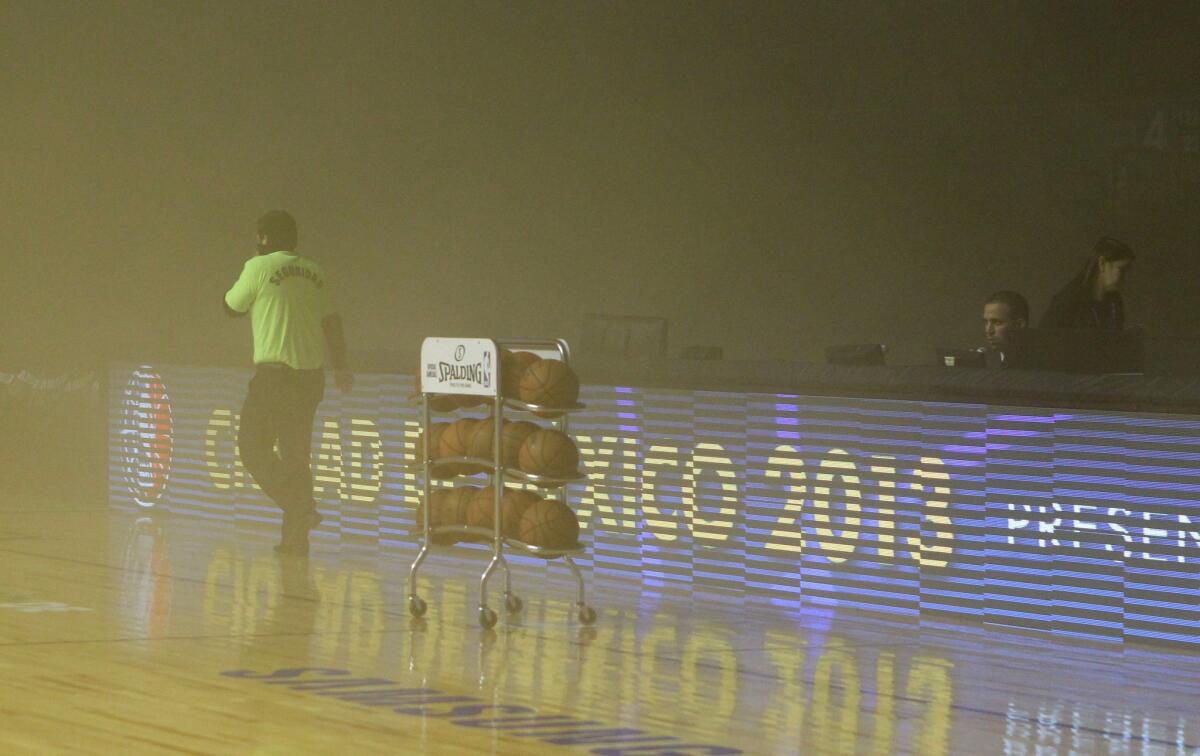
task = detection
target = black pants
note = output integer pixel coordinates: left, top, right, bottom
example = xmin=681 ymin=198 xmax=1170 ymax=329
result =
xmin=237 ymin=366 xmax=325 ymax=524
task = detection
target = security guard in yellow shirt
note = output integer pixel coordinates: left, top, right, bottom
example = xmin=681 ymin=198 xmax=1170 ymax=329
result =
xmin=224 ymin=210 xmax=353 ymax=555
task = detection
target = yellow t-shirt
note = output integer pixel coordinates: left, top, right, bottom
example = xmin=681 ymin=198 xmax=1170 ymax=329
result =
xmin=224 ymin=251 xmax=337 ymax=370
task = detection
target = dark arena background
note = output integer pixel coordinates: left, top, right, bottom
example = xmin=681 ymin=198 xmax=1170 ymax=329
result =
xmin=5 ymin=2 xmax=1200 ymax=753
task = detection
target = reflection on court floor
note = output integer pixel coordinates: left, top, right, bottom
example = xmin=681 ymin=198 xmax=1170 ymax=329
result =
xmin=84 ymin=507 xmax=1199 ymax=754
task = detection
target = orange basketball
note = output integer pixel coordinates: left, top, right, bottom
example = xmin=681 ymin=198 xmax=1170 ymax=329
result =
xmin=414 ymin=422 xmax=448 ymax=464
xmin=443 ymin=485 xmax=480 ymax=542
xmin=436 ymin=418 xmax=479 ymax=475
xmin=466 ymin=485 xmax=502 ymax=533
xmin=501 ymin=421 xmax=541 ymax=468
xmin=417 ymin=488 xmax=461 ymax=545
xmin=502 ymin=350 xmax=541 ymax=398
xmin=454 ymin=394 xmax=489 ymax=410
xmin=430 ymin=395 xmax=459 ymax=412
xmin=517 ymin=428 xmax=579 ymax=478
xmin=517 ymin=359 xmax=579 ymax=409
xmin=437 ymin=418 xmax=475 ymax=458
xmin=518 ymin=498 xmax=579 ymax=551
xmin=467 ymin=418 xmax=539 ymax=468
xmin=448 ymin=486 xmax=477 ymax=524
xmin=466 ymin=486 xmax=542 ymax=538
xmin=501 ymin=488 xmax=541 ymax=539
xmin=466 ymin=418 xmax=500 ymax=461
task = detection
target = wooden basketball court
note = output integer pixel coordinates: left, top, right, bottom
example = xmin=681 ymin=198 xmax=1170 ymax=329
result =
xmin=2 ymin=499 xmax=1198 ymax=754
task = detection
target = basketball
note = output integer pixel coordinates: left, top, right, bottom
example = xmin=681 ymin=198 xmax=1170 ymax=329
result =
xmin=437 ymin=418 xmax=479 ymax=474
xmin=414 ymin=422 xmax=448 ymax=463
xmin=517 ymin=428 xmax=579 ymax=478
xmin=465 ymin=484 xmax=508 ymax=535
xmin=417 ymin=423 xmax=459 ymax=479
xmin=468 ymin=486 xmax=543 ymax=539
xmin=502 ymin=350 xmax=541 ymax=398
xmin=448 ymin=486 xmax=478 ymax=525
xmin=501 ymin=421 xmax=541 ymax=468
xmin=501 ymin=488 xmax=541 ymax=539
xmin=443 ymin=485 xmax=479 ymax=543
xmin=417 ymin=488 xmax=460 ymax=545
xmin=465 ymin=418 xmax=501 ymax=461
xmin=518 ymin=498 xmax=579 ymax=551
xmin=448 ymin=485 xmax=480 ymax=541
xmin=467 ymin=418 xmax=539 ymax=468
xmin=465 ymin=486 xmax=492 ymax=530
xmin=454 ymin=393 xmax=488 ymax=410
xmin=430 ymin=395 xmax=459 ymax=412
xmin=437 ymin=418 xmax=477 ymax=458
xmin=517 ymin=358 xmax=579 ymax=409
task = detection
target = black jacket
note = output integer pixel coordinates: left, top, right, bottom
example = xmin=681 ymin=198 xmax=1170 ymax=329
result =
xmin=1038 ymin=266 xmax=1125 ymax=330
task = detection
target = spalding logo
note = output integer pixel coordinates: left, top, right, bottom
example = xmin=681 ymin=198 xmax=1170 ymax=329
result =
xmin=119 ymin=366 xmax=173 ymax=507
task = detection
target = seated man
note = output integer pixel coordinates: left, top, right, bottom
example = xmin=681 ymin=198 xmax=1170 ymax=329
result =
xmin=983 ymin=290 xmax=1029 ymax=354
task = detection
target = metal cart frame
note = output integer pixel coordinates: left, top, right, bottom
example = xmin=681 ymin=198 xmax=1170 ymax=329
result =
xmin=406 ymin=337 xmax=596 ymax=628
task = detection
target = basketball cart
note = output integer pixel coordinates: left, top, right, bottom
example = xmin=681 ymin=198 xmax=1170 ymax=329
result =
xmin=406 ymin=337 xmax=597 ymax=629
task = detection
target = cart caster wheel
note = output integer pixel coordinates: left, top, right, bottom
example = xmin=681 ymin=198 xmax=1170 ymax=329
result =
xmin=479 ymin=607 xmax=498 ymax=629
xmin=504 ymin=595 xmax=523 ymax=614
xmin=578 ymin=605 xmax=597 ymax=625
xmin=408 ymin=596 xmax=427 ymax=618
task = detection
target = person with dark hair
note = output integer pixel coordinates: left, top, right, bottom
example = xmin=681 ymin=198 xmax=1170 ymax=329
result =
xmin=224 ymin=210 xmax=353 ymax=555
xmin=1039 ymin=237 xmax=1135 ymax=330
xmin=983 ymin=290 xmax=1029 ymax=351
xmin=256 ymin=209 xmax=298 ymax=251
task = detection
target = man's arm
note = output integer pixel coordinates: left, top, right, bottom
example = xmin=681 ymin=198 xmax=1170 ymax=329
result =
xmin=224 ymin=259 xmax=257 ymax=317
xmin=323 ymin=313 xmax=354 ymax=392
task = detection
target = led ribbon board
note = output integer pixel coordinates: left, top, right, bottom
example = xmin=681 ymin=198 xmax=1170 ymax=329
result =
xmin=108 ymin=364 xmax=1200 ymax=646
